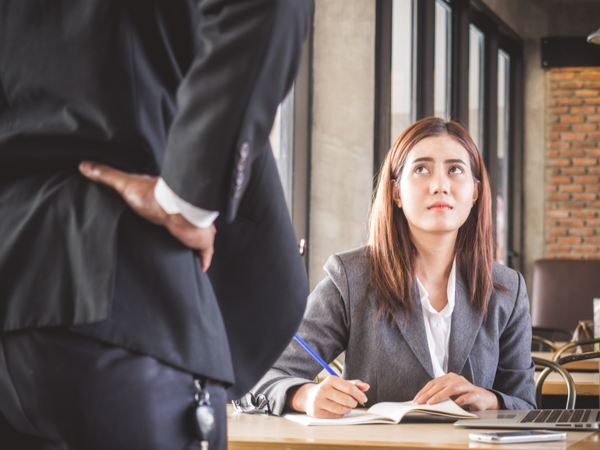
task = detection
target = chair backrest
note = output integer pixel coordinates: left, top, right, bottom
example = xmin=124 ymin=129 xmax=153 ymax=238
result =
xmin=531 ymin=259 xmax=600 ymax=332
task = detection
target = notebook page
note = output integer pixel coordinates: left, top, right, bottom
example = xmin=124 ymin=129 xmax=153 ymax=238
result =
xmin=284 ymin=409 xmax=395 ymax=426
xmin=368 ymin=398 xmax=477 ymax=423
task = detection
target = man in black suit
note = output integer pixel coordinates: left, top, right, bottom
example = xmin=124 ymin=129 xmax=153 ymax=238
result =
xmin=0 ymin=1 xmax=312 ymax=448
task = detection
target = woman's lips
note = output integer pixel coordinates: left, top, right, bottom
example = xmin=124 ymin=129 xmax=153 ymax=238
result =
xmin=428 ymin=202 xmax=452 ymax=211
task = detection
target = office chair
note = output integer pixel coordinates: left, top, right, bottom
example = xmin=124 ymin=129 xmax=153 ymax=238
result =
xmin=532 ymin=357 xmax=576 ymax=409
xmin=531 ymin=259 xmax=600 ymax=332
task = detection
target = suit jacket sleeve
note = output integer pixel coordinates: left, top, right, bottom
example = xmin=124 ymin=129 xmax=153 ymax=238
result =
xmin=161 ymin=0 xmax=313 ymax=222
xmin=251 ymin=254 xmax=351 ymax=416
xmin=490 ymin=272 xmax=537 ymax=410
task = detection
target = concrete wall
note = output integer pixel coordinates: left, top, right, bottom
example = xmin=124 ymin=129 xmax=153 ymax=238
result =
xmin=481 ymin=0 xmax=600 ymax=291
xmin=308 ymin=0 xmax=376 ymax=289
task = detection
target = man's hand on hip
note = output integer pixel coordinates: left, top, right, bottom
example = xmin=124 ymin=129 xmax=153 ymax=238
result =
xmin=79 ymin=161 xmax=216 ymax=272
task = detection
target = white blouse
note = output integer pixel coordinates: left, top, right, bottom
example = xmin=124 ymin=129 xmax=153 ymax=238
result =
xmin=415 ymin=258 xmax=456 ymax=379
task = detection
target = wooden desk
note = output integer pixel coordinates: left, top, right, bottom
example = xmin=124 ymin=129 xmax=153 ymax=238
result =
xmin=533 ymin=352 xmax=600 ymax=372
xmin=536 ymin=371 xmax=599 ymax=396
xmin=227 ymin=406 xmax=599 ymax=450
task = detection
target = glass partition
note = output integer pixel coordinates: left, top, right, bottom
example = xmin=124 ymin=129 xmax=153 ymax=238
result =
xmin=390 ymin=0 xmax=414 ymax=143
xmin=468 ymin=24 xmax=484 ymax=152
xmin=270 ymin=87 xmax=295 ymax=215
xmin=496 ymin=50 xmax=510 ymax=264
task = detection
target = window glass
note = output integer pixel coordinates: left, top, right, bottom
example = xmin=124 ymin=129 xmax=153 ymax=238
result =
xmin=433 ymin=0 xmax=451 ymax=120
xmin=496 ymin=50 xmax=510 ymax=265
xmin=390 ymin=0 xmax=413 ymax=143
xmin=468 ymin=25 xmax=484 ymax=152
xmin=270 ymin=87 xmax=295 ymax=215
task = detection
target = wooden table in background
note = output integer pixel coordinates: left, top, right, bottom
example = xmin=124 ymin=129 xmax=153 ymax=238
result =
xmin=535 ymin=371 xmax=599 ymax=397
xmin=227 ymin=405 xmax=599 ymax=450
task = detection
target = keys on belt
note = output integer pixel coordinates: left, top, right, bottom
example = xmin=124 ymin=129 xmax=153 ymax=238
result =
xmin=194 ymin=379 xmax=216 ymax=450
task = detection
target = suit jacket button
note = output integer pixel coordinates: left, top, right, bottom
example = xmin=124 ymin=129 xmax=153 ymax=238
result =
xmin=239 ymin=142 xmax=250 ymax=159
xmin=235 ymin=172 xmax=244 ymax=186
xmin=236 ymin=158 xmax=247 ymax=173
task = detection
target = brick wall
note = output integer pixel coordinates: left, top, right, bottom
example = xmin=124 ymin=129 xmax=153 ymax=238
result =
xmin=546 ymin=67 xmax=600 ymax=260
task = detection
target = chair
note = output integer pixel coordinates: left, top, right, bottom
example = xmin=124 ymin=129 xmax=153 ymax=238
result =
xmin=314 ymin=357 xmax=344 ymax=383
xmin=531 ymin=326 xmax=572 ymax=352
xmin=330 ymin=359 xmax=343 ymax=374
xmin=532 ymin=334 xmax=559 ymax=352
xmin=553 ymin=338 xmax=600 ymax=360
xmin=535 ymin=349 xmax=600 ymax=409
xmin=531 ymin=259 xmax=600 ymax=332
xmin=532 ymin=357 xmax=576 ymax=409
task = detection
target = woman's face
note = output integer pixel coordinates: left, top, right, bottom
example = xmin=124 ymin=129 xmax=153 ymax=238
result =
xmin=393 ymin=134 xmax=479 ymax=237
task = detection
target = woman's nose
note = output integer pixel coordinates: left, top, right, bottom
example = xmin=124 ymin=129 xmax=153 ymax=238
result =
xmin=429 ymin=172 xmax=450 ymax=195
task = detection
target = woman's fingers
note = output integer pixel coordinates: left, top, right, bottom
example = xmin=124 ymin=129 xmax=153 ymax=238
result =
xmin=424 ymin=384 xmax=463 ymax=405
xmin=414 ymin=374 xmax=466 ymax=405
xmin=307 ymin=377 xmax=369 ymax=418
xmin=414 ymin=379 xmax=448 ymax=404
xmin=328 ymin=377 xmax=369 ymax=404
xmin=325 ymin=387 xmax=359 ymax=409
xmin=414 ymin=373 xmax=500 ymax=411
xmin=349 ymin=380 xmax=371 ymax=392
xmin=317 ymin=398 xmax=353 ymax=417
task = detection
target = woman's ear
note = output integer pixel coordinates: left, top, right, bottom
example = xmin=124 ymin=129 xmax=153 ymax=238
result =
xmin=472 ymin=181 xmax=480 ymax=206
xmin=391 ymin=180 xmax=402 ymax=208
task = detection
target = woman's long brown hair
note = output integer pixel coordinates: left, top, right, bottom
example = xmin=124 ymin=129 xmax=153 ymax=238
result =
xmin=368 ymin=117 xmax=494 ymax=321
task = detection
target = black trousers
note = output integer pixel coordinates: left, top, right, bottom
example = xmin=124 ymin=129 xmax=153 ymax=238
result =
xmin=0 ymin=328 xmax=227 ymax=450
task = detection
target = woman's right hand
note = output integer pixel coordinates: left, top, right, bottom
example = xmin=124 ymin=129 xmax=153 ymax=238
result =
xmin=285 ymin=377 xmax=370 ymax=418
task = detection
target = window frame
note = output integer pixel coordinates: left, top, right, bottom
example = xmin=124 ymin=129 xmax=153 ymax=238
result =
xmin=271 ymin=17 xmax=312 ymax=271
xmin=374 ymin=0 xmax=525 ymax=271
xmin=291 ymin=22 xmax=313 ymax=271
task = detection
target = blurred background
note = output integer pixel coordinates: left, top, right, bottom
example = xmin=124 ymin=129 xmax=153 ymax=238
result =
xmin=269 ymin=0 xmax=600 ymax=294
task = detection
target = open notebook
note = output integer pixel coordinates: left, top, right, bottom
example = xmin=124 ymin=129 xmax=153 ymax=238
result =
xmin=284 ymin=398 xmax=477 ymax=426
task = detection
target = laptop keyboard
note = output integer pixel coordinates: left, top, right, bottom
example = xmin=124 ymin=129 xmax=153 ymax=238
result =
xmin=520 ymin=409 xmax=596 ymax=423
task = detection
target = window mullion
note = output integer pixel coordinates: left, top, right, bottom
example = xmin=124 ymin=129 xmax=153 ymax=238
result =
xmin=415 ymin=0 xmax=435 ymax=119
xmin=450 ymin=0 xmax=470 ymax=124
xmin=482 ymin=25 xmax=499 ymax=245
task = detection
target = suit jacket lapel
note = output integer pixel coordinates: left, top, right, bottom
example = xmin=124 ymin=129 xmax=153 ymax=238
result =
xmin=395 ymin=284 xmax=435 ymax=379
xmin=447 ymin=272 xmax=486 ymax=375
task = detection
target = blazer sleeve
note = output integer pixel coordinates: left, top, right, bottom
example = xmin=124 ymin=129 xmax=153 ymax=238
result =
xmin=490 ymin=272 xmax=537 ymax=410
xmin=161 ymin=0 xmax=313 ymax=223
xmin=251 ymin=254 xmax=351 ymax=416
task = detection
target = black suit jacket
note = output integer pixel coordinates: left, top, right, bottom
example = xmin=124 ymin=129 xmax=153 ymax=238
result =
xmin=0 ymin=0 xmax=311 ymax=398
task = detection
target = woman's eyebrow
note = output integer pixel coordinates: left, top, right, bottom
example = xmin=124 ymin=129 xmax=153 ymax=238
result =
xmin=411 ymin=157 xmax=434 ymax=164
xmin=410 ymin=157 xmax=466 ymax=165
xmin=445 ymin=158 xmax=466 ymax=165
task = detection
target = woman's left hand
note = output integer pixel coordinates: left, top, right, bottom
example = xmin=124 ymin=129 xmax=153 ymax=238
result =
xmin=413 ymin=373 xmax=500 ymax=411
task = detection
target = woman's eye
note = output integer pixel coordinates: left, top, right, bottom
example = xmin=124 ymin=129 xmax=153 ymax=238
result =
xmin=415 ymin=165 xmax=429 ymax=174
xmin=449 ymin=165 xmax=464 ymax=174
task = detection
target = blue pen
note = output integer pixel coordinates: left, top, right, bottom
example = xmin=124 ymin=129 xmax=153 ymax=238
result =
xmin=293 ymin=333 xmax=337 ymax=376
xmin=293 ymin=333 xmax=366 ymax=407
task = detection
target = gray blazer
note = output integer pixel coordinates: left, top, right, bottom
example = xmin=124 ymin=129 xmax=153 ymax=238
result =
xmin=253 ymin=246 xmax=536 ymax=415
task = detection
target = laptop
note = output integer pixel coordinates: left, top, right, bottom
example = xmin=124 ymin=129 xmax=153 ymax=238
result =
xmin=454 ymin=409 xmax=600 ymax=430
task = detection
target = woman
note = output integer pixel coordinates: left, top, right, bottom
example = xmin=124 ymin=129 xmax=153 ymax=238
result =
xmin=253 ymin=117 xmax=535 ymax=418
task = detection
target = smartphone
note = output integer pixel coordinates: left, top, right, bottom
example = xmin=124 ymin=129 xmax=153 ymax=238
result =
xmin=468 ymin=430 xmax=567 ymax=444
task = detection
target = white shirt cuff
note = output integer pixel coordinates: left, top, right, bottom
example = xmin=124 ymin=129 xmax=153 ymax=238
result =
xmin=154 ymin=177 xmax=219 ymax=228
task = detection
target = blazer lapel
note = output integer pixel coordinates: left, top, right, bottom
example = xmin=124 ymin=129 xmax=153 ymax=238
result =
xmin=447 ymin=272 xmax=486 ymax=375
xmin=395 ymin=284 xmax=435 ymax=379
